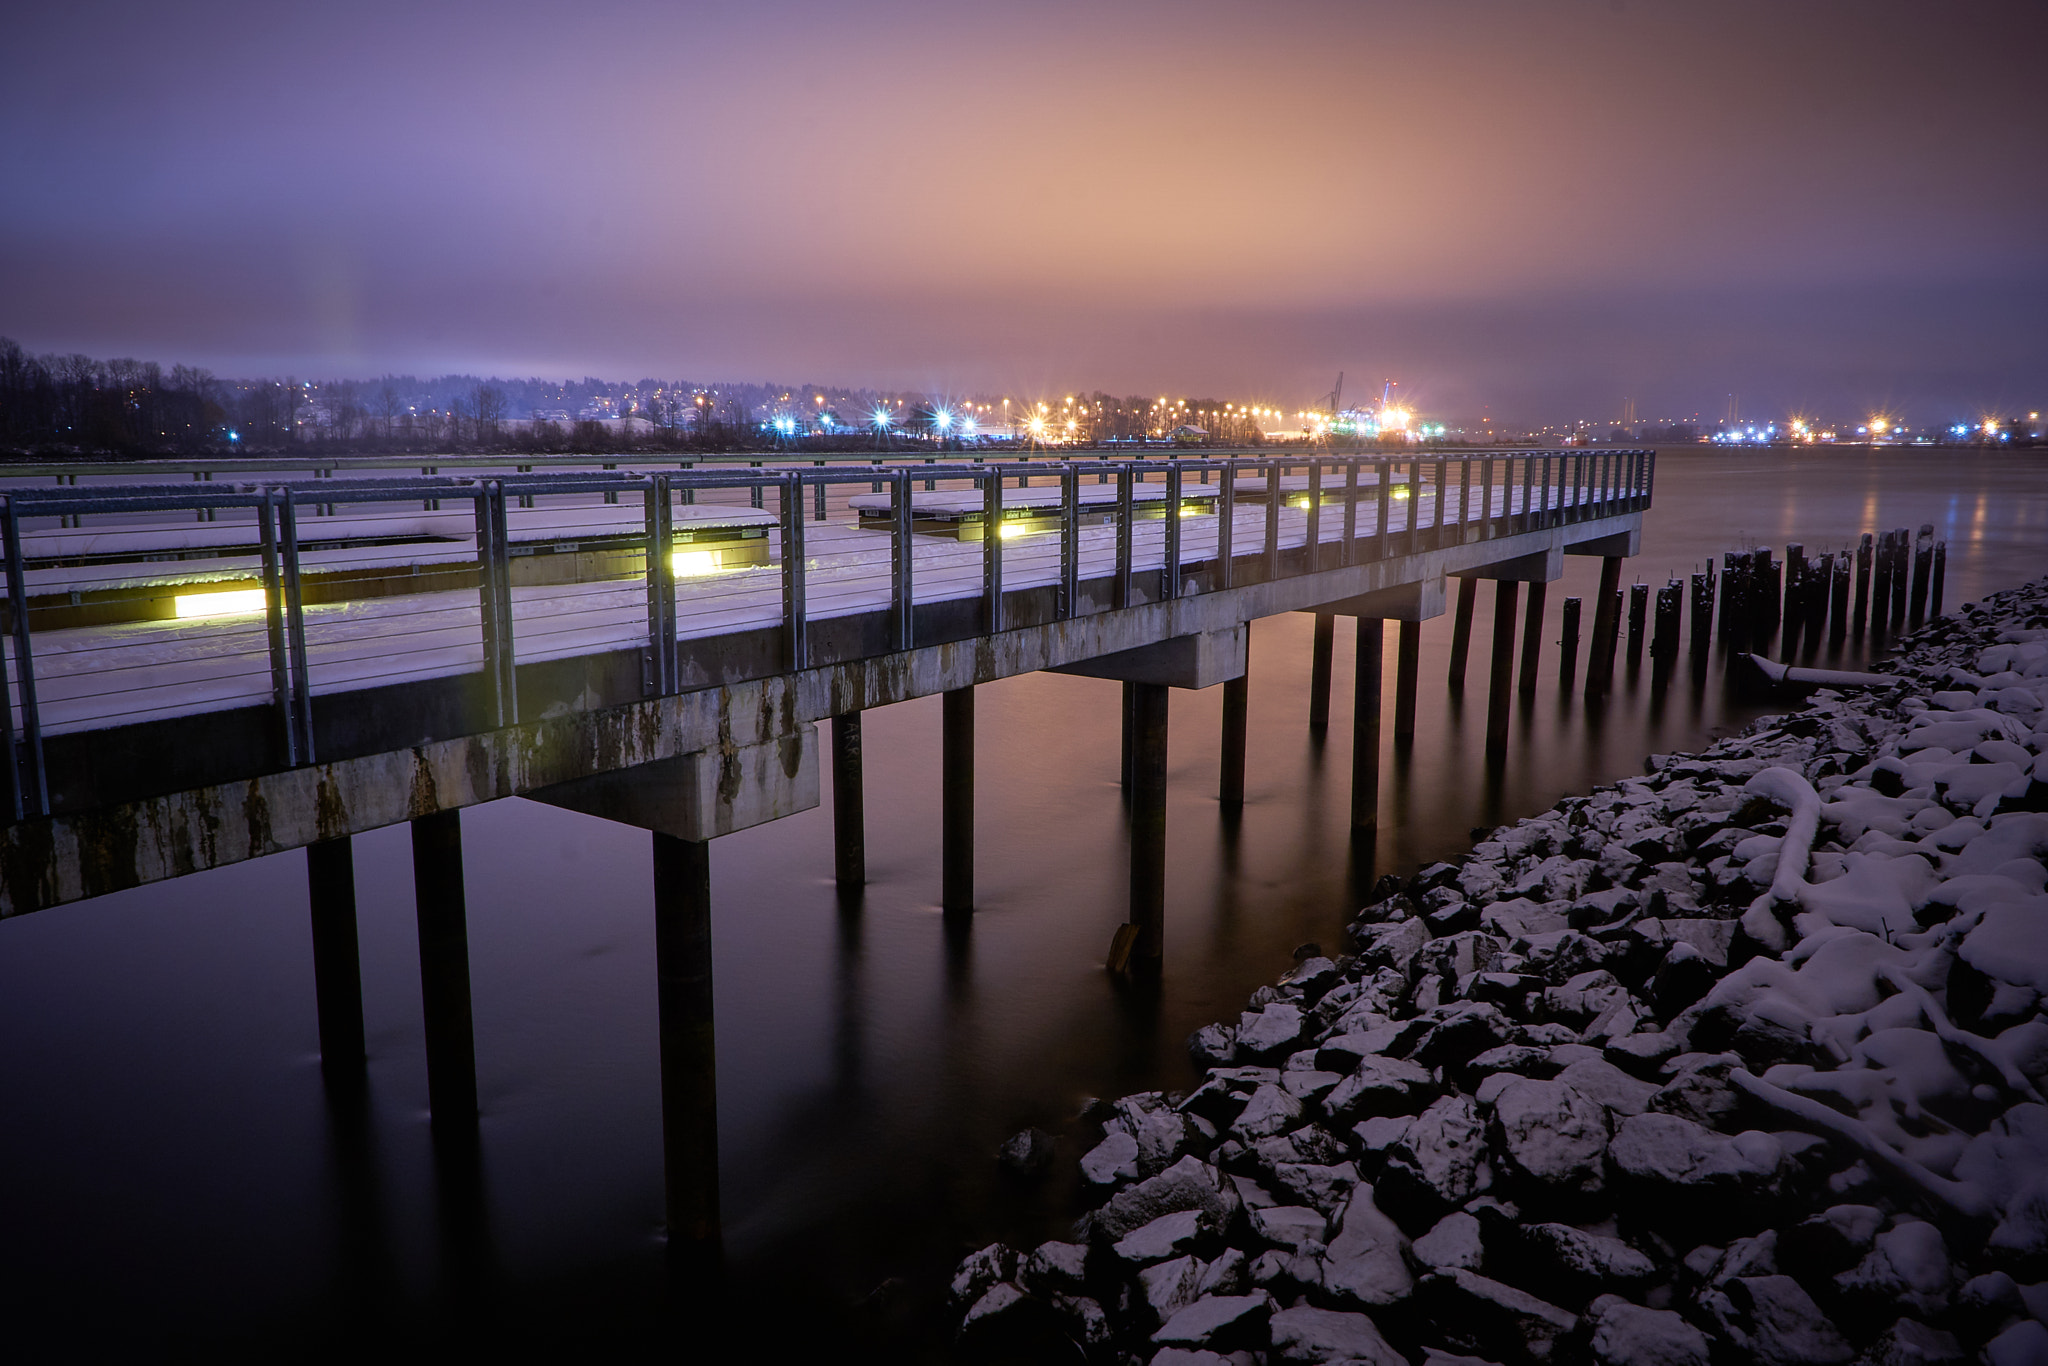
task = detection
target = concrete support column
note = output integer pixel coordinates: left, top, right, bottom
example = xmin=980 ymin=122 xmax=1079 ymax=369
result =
xmin=307 ymin=837 xmax=366 ymax=1082
xmin=831 ymin=712 xmax=865 ymax=889
xmin=651 ymin=832 xmax=721 ymax=1260
xmin=411 ymin=810 xmax=478 ymax=1134
xmin=1585 ymin=555 xmax=1625 ymax=695
xmin=1517 ymin=581 xmax=1547 ymax=697
xmin=1486 ymin=581 xmax=1520 ymax=754
xmin=1307 ymin=612 xmax=1335 ymax=730
xmin=1128 ymin=682 xmax=1169 ymax=966
xmin=1219 ymin=672 xmax=1248 ymax=809
xmin=942 ymin=687 xmax=974 ymax=913
xmin=1447 ymin=577 xmax=1478 ymax=691
xmin=1393 ymin=619 xmax=1421 ymax=745
xmin=1120 ymin=681 xmax=1136 ymax=790
xmin=1352 ymin=621 xmax=1384 ymax=840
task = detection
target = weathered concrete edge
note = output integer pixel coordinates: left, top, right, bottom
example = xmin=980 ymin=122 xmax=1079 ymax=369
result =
xmin=0 ymin=513 xmax=1639 ymax=915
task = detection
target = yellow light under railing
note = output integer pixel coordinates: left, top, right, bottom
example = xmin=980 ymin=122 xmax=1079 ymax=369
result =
xmin=672 ymin=550 xmax=720 ymax=577
xmin=174 ymin=588 xmax=268 ymax=619
xmin=997 ymin=521 xmax=1036 ymax=539
xmin=1392 ymin=486 xmax=1412 ymax=499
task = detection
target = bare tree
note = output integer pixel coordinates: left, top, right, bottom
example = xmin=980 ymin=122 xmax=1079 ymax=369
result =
xmin=473 ymin=383 xmax=506 ymax=443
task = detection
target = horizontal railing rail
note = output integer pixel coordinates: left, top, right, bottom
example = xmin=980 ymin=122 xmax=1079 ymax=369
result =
xmin=0 ymin=450 xmax=1654 ymax=823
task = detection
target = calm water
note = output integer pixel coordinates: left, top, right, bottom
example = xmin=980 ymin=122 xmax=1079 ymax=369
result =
xmin=1 ymin=448 xmax=2043 ymax=1358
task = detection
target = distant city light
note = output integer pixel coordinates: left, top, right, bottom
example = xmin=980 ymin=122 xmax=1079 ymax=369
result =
xmin=933 ymin=408 xmax=953 ymax=432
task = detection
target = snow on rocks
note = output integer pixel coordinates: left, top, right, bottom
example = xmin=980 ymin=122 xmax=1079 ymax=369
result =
xmin=950 ymin=576 xmax=2048 ymax=1362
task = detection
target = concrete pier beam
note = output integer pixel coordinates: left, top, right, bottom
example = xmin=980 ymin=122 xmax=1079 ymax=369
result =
xmin=1127 ymin=682 xmax=1169 ymax=966
xmin=1517 ymin=581 xmax=1547 ymax=697
xmin=651 ymin=832 xmax=721 ymax=1262
xmin=1486 ymin=581 xmax=1519 ymax=755
xmin=831 ymin=712 xmax=865 ymax=889
xmin=1447 ymin=577 xmax=1477 ymax=692
xmin=1394 ymin=619 xmax=1421 ymax=745
xmin=1220 ymin=669 xmax=1248 ymax=809
xmin=1352 ymin=621 xmax=1384 ymax=841
xmin=411 ymin=810 xmax=478 ymax=1135
xmin=943 ymin=687 xmax=974 ymax=914
xmin=307 ymin=837 xmax=365 ymax=1082
xmin=1308 ymin=612 xmax=1335 ymax=730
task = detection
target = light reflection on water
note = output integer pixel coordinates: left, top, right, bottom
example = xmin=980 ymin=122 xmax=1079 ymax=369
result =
xmin=0 ymin=448 xmax=2043 ymax=1355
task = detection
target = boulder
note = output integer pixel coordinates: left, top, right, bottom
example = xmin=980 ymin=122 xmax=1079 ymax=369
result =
xmin=1698 ymin=1274 xmax=1853 ymax=1365
xmin=999 ymin=1126 xmax=1057 ymax=1177
xmin=1552 ymin=1057 xmax=1658 ymax=1116
xmin=1249 ymin=1205 xmax=1329 ymax=1254
xmin=1511 ymin=1222 xmax=1655 ymax=1305
xmin=1377 ymin=1096 xmax=1492 ymax=1232
xmin=1490 ymin=1078 xmax=1610 ymax=1210
xmin=1094 ymin=1155 xmax=1242 ymax=1242
xmin=1318 ymin=1183 xmax=1414 ymax=1308
xmin=1416 ymin=1268 xmax=1579 ymax=1362
xmin=1153 ymin=1293 xmax=1275 ymax=1350
xmin=1323 ymin=1055 xmax=1439 ymax=1120
xmin=1199 ymin=1251 xmax=1249 ymax=1301
xmin=1230 ymin=1084 xmax=1305 ymax=1142
xmin=1412 ymin=1211 xmax=1485 ymax=1270
xmin=1858 ymin=1318 xmax=1966 ymax=1366
xmin=1584 ymin=1294 xmax=1711 ymax=1366
xmin=1984 ymin=1321 xmax=2048 ymax=1366
xmin=1832 ymin=1220 xmax=1953 ymax=1328
xmin=1268 ymin=1160 xmax=1360 ymax=1215
xmin=1114 ymin=1209 xmax=1217 ymax=1266
xmin=1139 ymin=1255 xmax=1206 ymax=1325
xmin=1020 ymin=1240 xmax=1090 ymax=1295
xmin=1412 ymin=1002 xmax=1517 ymax=1075
xmin=951 ymin=1241 xmax=1017 ymax=1305
xmin=1082 ymin=1128 xmax=1142 ymax=1186
xmin=1608 ymin=1113 xmax=1785 ymax=1238
xmin=1268 ymin=1304 xmax=1407 ymax=1365
xmin=1238 ymin=1002 xmax=1308 ymax=1061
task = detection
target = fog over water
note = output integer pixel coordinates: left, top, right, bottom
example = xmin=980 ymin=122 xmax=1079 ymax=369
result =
xmin=0 ymin=448 xmax=2043 ymax=1356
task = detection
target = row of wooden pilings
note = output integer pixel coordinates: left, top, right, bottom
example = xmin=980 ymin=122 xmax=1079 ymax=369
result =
xmin=291 ymin=524 xmax=1939 ymax=1273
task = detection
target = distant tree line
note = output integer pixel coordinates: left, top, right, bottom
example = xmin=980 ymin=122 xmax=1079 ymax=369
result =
xmin=0 ymin=337 xmax=234 ymax=453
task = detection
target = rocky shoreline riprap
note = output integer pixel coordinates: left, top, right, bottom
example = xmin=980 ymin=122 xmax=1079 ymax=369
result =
xmin=949 ymin=576 xmax=2048 ymax=1366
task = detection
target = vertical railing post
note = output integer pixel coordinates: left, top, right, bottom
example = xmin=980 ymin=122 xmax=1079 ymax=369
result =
xmin=258 ymin=489 xmax=301 ymax=767
xmin=1058 ymin=462 xmax=1079 ymax=619
xmin=981 ymin=468 xmax=1004 ymax=632
xmin=1163 ymin=461 xmax=1184 ymax=600
xmin=1343 ymin=458 xmax=1360 ymax=565
xmin=1375 ymin=459 xmax=1392 ymax=561
xmin=890 ymin=470 xmax=914 ymax=651
xmin=1305 ymin=457 xmax=1323 ymax=573
xmin=1519 ymin=456 xmax=1535 ymax=535
xmin=1459 ymin=458 xmax=1474 ymax=541
xmin=1217 ymin=458 xmax=1236 ymax=590
xmin=1263 ymin=457 xmax=1281 ymax=583
xmin=280 ymin=495 xmax=318 ymax=755
xmin=645 ymin=475 xmax=677 ymax=696
xmin=0 ymin=497 xmax=47 ymax=817
xmin=781 ymin=473 xmax=808 ymax=670
xmin=1116 ymin=464 xmax=1135 ymax=607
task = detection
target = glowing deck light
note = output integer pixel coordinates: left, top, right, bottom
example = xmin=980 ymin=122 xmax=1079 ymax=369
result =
xmin=996 ymin=521 xmax=1036 ymax=539
xmin=672 ymin=550 xmax=720 ymax=577
xmin=175 ymin=588 xmax=267 ymax=619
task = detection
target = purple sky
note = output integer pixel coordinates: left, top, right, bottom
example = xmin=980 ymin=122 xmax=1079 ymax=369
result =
xmin=5 ymin=0 xmax=2043 ymax=423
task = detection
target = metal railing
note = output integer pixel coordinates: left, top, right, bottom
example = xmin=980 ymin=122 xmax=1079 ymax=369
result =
xmin=0 ymin=449 xmax=1653 ymax=822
